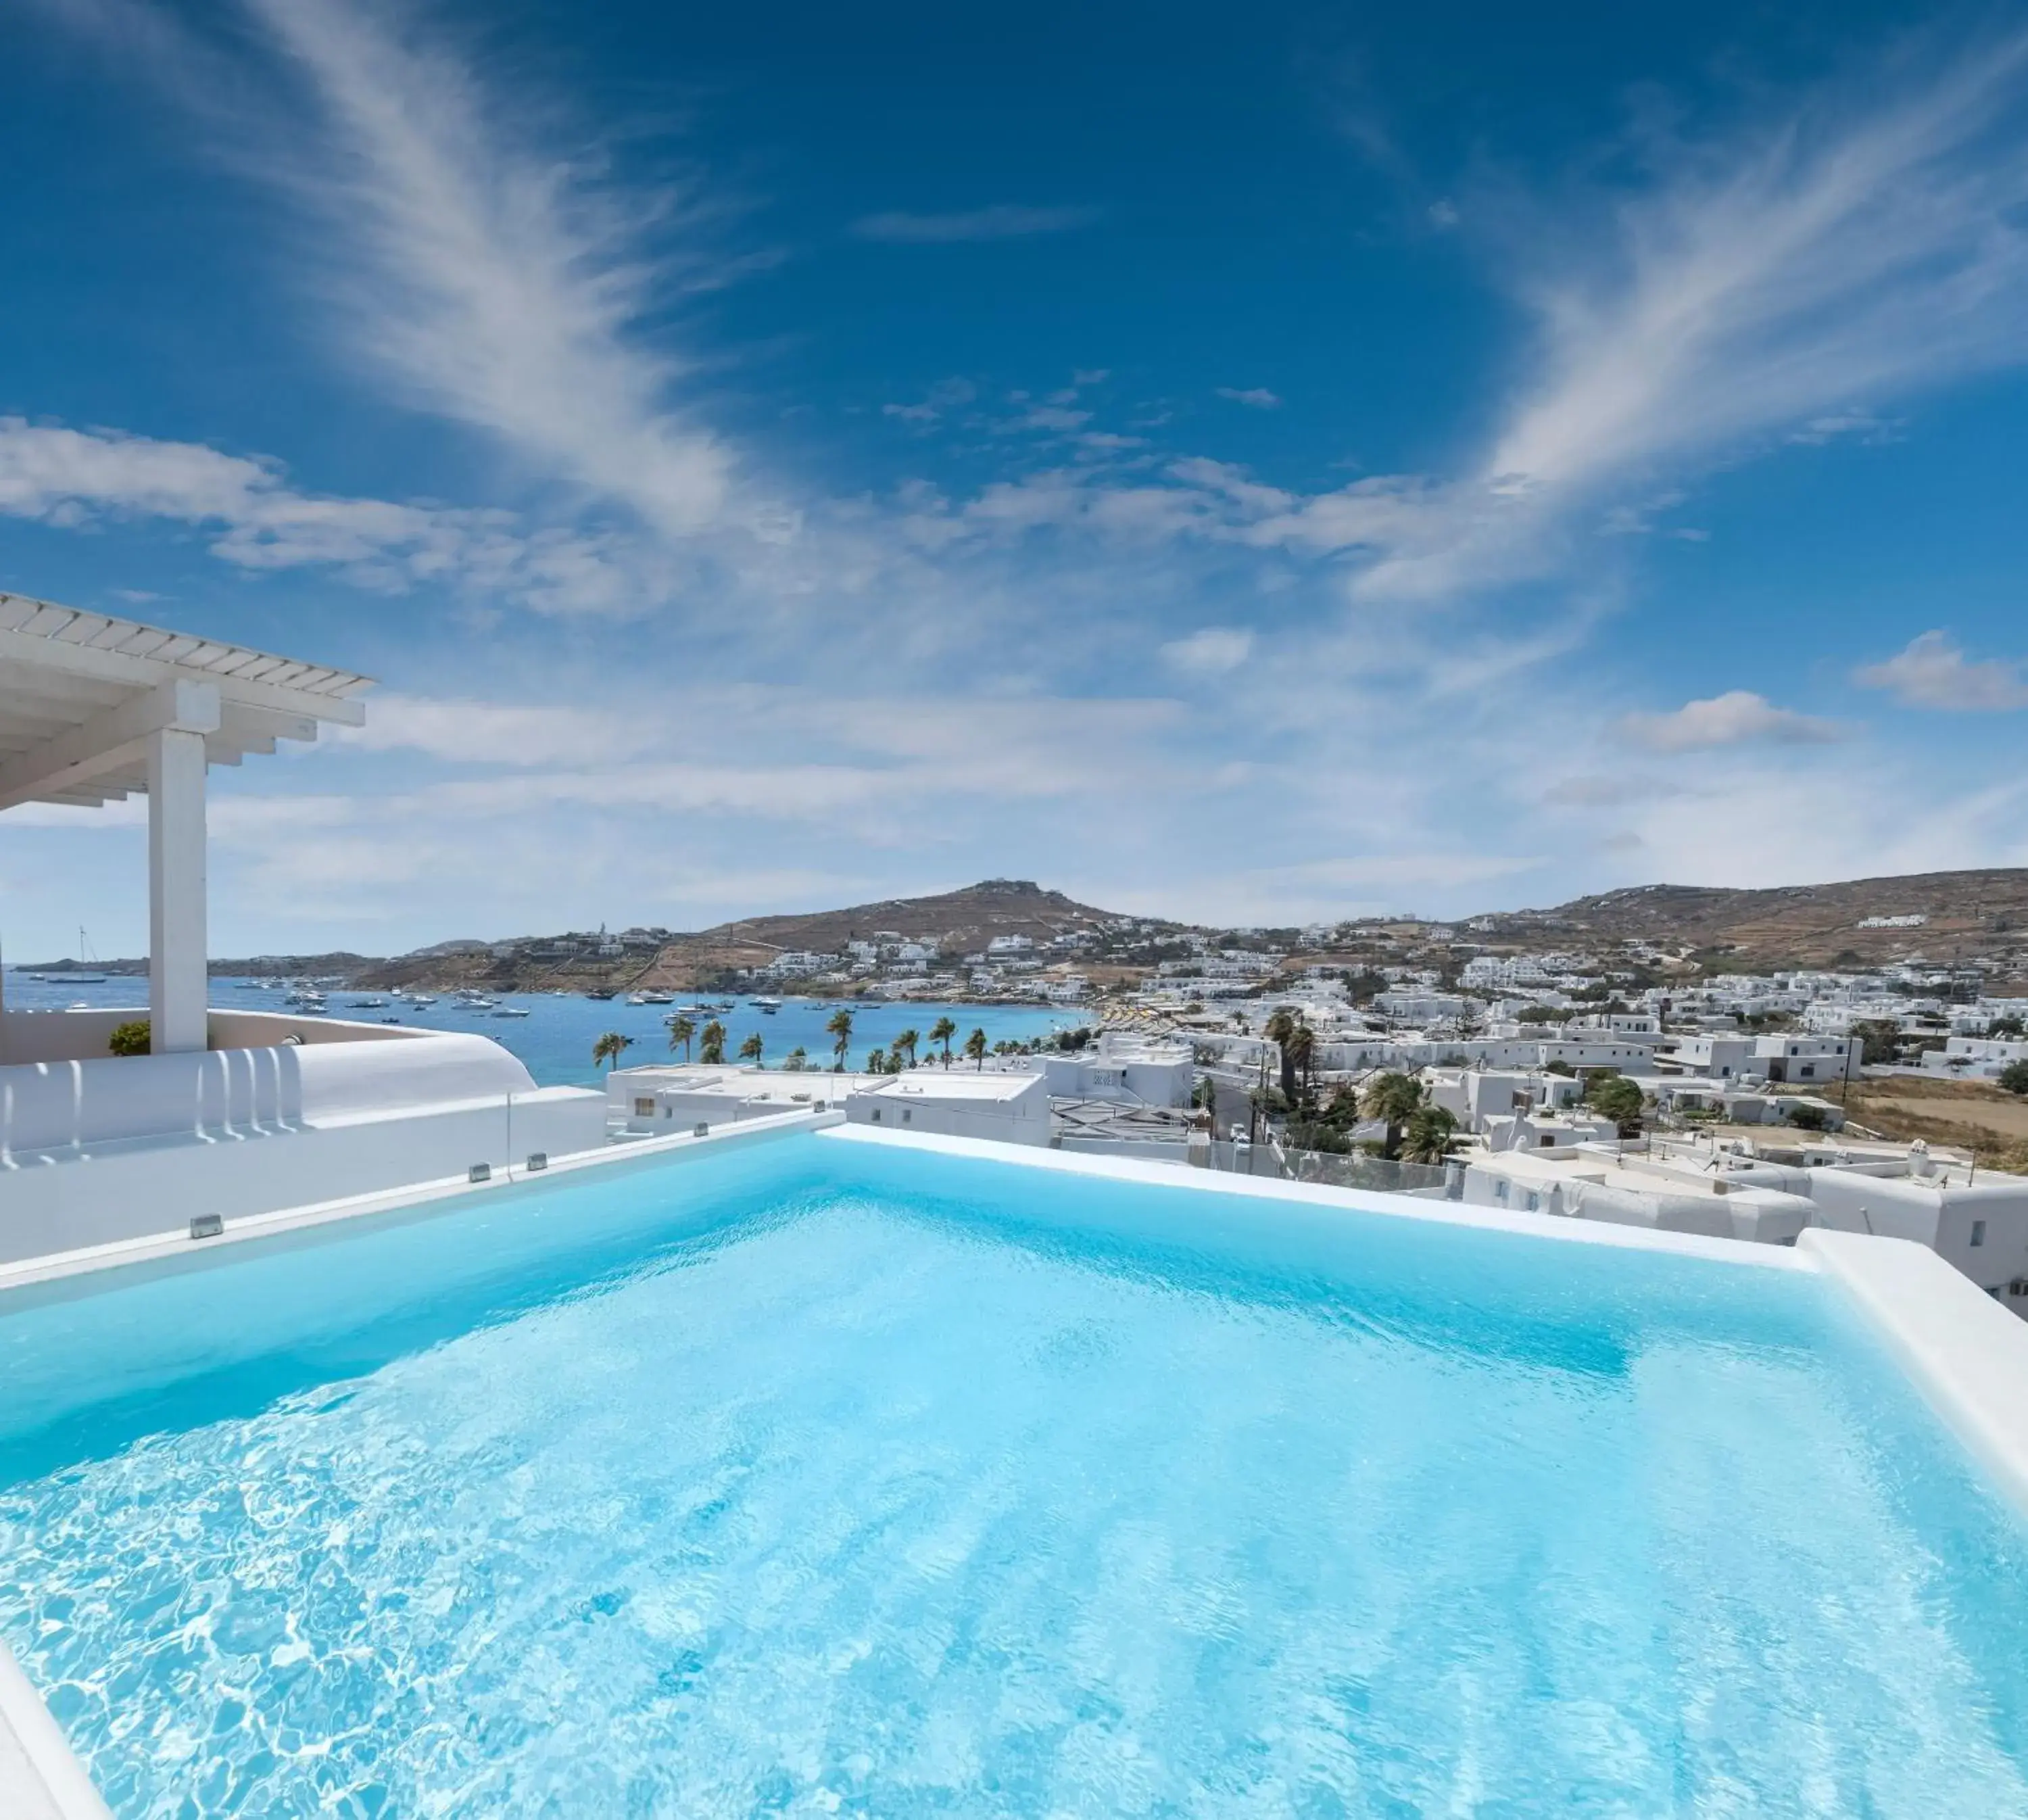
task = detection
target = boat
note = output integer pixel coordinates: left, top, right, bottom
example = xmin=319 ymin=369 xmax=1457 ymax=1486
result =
xmin=347 ymin=997 xmax=387 ymax=1009
xmin=585 ymin=989 xmax=616 ymax=1001
xmin=629 ymin=990 xmax=673 ymax=1005
xmin=752 ymin=996 xmax=783 ymax=1011
xmin=491 ymin=1005 xmax=530 ymax=1018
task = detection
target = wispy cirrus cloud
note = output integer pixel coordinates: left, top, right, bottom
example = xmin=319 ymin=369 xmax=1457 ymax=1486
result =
xmin=1620 ymin=690 xmax=1848 ymax=752
xmin=849 ymin=204 xmax=1101 ymax=243
xmin=0 ymin=416 xmax=667 ymax=613
xmin=1854 ymin=629 xmax=2028 ymax=711
xmin=1214 ymin=387 xmax=1282 ymax=409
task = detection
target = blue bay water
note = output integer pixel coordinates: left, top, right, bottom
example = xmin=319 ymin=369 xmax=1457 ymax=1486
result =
xmin=0 ymin=972 xmax=1071 ymax=1086
xmin=4 ymin=1135 xmax=2028 ymax=1817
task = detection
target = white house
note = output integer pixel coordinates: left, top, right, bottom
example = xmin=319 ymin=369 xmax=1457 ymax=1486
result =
xmin=1923 ymin=1036 xmax=2028 ymax=1080
xmin=846 ymin=1070 xmax=1051 ymax=1145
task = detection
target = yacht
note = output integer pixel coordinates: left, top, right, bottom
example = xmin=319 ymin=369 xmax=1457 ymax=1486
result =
xmin=629 ymin=989 xmax=673 ymax=1005
xmin=347 ymin=997 xmax=387 ymax=1009
xmin=491 ymin=1005 xmax=530 ymax=1018
xmin=752 ymin=995 xmax=783 ymax=1011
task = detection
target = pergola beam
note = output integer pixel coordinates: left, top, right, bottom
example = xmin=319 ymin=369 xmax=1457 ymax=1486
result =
xmin=0 ymin=677 xmax=221 ymax=814
xmin=0 ymin=628 xmax=366 ymax=727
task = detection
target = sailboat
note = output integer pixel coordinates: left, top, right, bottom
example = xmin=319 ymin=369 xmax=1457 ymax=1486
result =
xmin=66 ymin=927 xmax=107 ymax=984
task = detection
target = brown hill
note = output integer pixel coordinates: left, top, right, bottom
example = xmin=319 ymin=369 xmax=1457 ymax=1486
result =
xmin=633 ymin=879 xmax=1141 ymax=990
xmin=1480 ymin=869 xmax=2028 ymax=973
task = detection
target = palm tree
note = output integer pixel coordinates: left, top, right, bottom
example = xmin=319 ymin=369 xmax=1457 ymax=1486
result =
xmin=700 ymin=1019 xmax=727 ymax=1064
xmin=964 ymin=1026 xmax=988 ymax=1069
xmin=667 ymin=1014 xmax=696 ymax=1061
xmin=1263 ymin=1007 xmax=1299 ymax=1103
xmin=784 ymin=1046 xmax=808 ymax=1072
xmin=930 ymin=1015 xmax=957 ymax=1066
xmin=827 ymin=1007 xmax=854 ymax=1071
xmin=866 ymin=1047 xmax=887 ymax=1074
xmin=592 ymin=1030 xmax=632 ymax=1070
xmin=1286 ymin=1022 xmax=1317 ymax=1112
xmin=894 ymin=1027 xmax=920 ymax=1068
xmin=1359 ymin=1071 xmax=1424 ymax=1161
xmin=738 ymin=1031 xmax=764 ymax=1066
xmin=1401 ymin=1103 xmax=1459 ymax=1164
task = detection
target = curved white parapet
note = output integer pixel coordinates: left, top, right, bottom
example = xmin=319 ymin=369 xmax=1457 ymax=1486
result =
xmin=0 ymin=1028 xmax=604 ymax=1266
xmin=1 ymin=1029 xmax=536 ymax=1156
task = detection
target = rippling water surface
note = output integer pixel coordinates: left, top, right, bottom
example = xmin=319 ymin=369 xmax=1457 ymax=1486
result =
xmin=4 ymin=1137 xmax=2028 ymax=1817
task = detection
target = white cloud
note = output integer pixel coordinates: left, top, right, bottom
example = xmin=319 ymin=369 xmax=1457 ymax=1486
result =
xmin=849 ymin=205 xmax=1101 ymax=243
xmin=0 ymin=417 xmax=665 ymax=613
xmin=1853 ymin=629 xmax=2028 ymax=711
xmin=1620 ymin=690 xmax=1848 ymax=752
xmin=1214 ymin=387 xmax=1282 ymax=409
xmin=239 ymin=0 xmax=738 ymax=540
xmin=1161 ymin=627 xmax=1253 ymax=674
xmin=1012 ymin=405 xmax=1091 ymax=433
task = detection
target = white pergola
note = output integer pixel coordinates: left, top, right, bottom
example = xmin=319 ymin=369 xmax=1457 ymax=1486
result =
xmin=0 ymin=593 xmax=374 ymax=1053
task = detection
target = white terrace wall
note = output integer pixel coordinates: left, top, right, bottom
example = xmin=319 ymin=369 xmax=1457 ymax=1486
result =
xmin=0 ymin=1025 xmax=606 ymax=1265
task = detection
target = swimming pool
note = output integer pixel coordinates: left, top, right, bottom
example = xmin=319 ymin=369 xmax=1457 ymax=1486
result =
xmin=5 ymin=1129 xmax=2028 ymax=1816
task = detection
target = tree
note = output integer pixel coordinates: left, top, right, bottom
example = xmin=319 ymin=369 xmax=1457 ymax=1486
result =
xmin=784 ymin=1046 xmax=808 ymax=1072
xmin=964 ymin=1026 xmax=989 ymax=1069
xmin=592 ymin=1030 xmax=633 ymax=1070
xmin=1285 ymin=1022 xmax=1317 ymax=1111
xmin=739 ymin=1032 xmax=764 ymax=1066
xmin=1359 ymin=1072 xmax=1424 ymax=1160
xmin=1263 ymin=1007 xmax=1299 ymax=1103
xmin=867 ymin=1047 xmax=887 ymax=1073
xmin=1401 ymin=1104 xmax=1460 ymax=1164
xmin=1852 ymin=1020 xmax=1902 ymax=1065
xmin=667 ymin=1014 xmax=696 ymax=1061
xmin=107 ymin=1019 xmax=151 ymax=1057
xmin=1787 ymin=1102 xmax=1828 ymax=1130
xmin=827 ymin=1007 xmax=855 ymax=1071
xmin=2000 ymin=1060 xmax=2028 ymax=1097
xmin=1991 ymin=1016 xmax=2025 ymax=1040
xmin=1584 ymin=1071 xmax=1645 ymax=1137
xmin=700 ymin=1020 xmax=727 ymax=1065
xmin=894 ymin=1027 xmax=920 ymax=1068
xmin=930 ymin=1015 xmax=957 ymax=1065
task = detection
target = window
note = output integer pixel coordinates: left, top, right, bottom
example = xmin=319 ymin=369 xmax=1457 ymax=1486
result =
xmin=1800 ymin=1065 xmax=1814 ymax=1078
xmin=1971 ymin=1220 xmax=1987 ymax=1248
xmin=870 ymin=1108 xmax=882 ymax=1122
xmin=902 ymin=1109 xmax=913 ymax=1124
xmin=1539 ymin=1134 xmax=1555 ymax=1147
xmin=633 ymin=1097 xmax=654 ymax=1117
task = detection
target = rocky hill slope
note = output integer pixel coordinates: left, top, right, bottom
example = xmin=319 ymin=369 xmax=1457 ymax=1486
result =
xmin=1475 ymin=869 xmax=2028 ymax=972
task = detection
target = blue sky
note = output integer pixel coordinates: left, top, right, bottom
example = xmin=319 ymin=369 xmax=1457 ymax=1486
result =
xmin=3 ymin=0 xmax=2027 ymax=957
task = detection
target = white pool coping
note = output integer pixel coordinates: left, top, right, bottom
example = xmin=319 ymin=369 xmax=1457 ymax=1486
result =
xmin=6 ymin=1117 xmax=2028 ymax=1817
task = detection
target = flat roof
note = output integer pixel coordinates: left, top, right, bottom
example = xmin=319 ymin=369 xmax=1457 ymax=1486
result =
xmin=861 ymin=1072 xmax=1044 ymax=1101
xmin=0 ymin=592 xmax=373 ymax=813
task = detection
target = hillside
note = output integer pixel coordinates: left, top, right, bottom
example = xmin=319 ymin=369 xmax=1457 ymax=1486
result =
xmin=1474 ymin=869 xmax=2028 ymax=974
xmin=629 ymin=880 xmax=1138 ymax=990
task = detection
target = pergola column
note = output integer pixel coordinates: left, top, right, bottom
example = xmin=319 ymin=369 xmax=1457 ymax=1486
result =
xmin=147 ymin=725 xmax=209 ymax=1053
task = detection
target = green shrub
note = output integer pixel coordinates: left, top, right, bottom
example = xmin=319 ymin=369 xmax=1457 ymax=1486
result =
xmin=107 ymin=1020 xmax=151 ymax=1057
xmin=2000 ymin=1060 xmax=2028 ymax=1097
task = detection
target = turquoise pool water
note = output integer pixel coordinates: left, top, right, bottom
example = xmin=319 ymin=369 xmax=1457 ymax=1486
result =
xmin=4 ymin=1134 xmax=2028 ymax=1817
